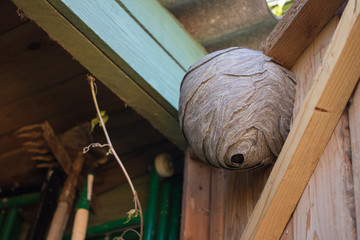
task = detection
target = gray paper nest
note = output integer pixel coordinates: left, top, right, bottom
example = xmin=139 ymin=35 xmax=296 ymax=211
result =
xmin=179 ymin=47 xmax=296 ymax=170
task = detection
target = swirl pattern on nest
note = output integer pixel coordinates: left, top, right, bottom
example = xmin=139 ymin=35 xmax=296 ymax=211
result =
xmin=179 ymin=47 xmax=296 ymax=170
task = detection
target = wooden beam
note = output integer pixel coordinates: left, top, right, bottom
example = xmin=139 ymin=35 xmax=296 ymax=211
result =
xmin=241 ymin=0 xmax=360 ymax=238
xmin=180 ymin=150 xmax=211 ymax=240
xmin=119 ymin=0 xmax=206 ymax=71
xmin=11 ymin=0 xmax=204 ymax=150
xmin=262 ymin=0 xmax=345 ymax=68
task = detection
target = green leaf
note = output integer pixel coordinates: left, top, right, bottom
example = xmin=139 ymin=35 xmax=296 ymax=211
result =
xmin=90 ymin=110 xmax=109 ymax=133
xmin=124 ymin=208 xmax=140 ymax=224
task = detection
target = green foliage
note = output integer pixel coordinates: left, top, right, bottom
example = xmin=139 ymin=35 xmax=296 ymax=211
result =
xmin=267 ymin=0 xmax=294 ymax=17
xmin=90 ymin=110 xmax=109 ymax=133
xmin=124 ymin=209 xmax=140 ymax=224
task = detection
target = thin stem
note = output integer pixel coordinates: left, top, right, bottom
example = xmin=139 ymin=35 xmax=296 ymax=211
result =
xmin=87 ymin=75 xmax=143 ymax=239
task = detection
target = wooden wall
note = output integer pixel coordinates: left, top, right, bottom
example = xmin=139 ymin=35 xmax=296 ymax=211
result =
xmin=181 ymin=12 xmax=360 ymax=240
xmin=281 ymin=16 xmax=357 ymax=240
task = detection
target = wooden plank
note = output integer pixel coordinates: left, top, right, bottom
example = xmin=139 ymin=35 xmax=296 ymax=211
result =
xmin=224 ymin=167 xmax=272 ymax=239
xmin=293 ymin=112 xmax=355 ymax=239
xmin=209 ymin=168 xmax=226 ymax=240
xmin=241 ymin=0 xmax=360 ymax=238
xmin=0 ymin=21 xmax=85 ymax=107
xmin=0 ymin=0 xmax=26 ymax=35
xmin=0 ymin=74 xmax=93 ymax=136
xmin=180 ymin=150 xmax=211 ymax=240
xmin=280 ymin=16 xmax=339 ymax=240
xmin=12 ymin=0 xmax=187 ymax=149
xmin=42 ymin=122 xmax=72 ymax=174
xmin=119 ymin=0 xmax=206 ymax=70
xmin=280 ymin=218 xmax=293 ymax=240
xmin=291 ymin=17 xmax=340 ymax=118
xmin=349 ymin=83 xmax=360 ymax=240
xmin=287 ymin=16 xmax=356 ymax=240
xmin=0 ymin=73 xmax=125 ymax=157
xmin=49 ymin=0 xmax=182 ymax=110
xmin=262 ymin=0 xmax=345 ymax=68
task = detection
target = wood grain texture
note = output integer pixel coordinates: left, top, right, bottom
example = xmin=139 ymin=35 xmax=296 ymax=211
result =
xmin=349 ymin=83 xmax=360 ymax=240
xmin=280 ymin=218 xmax=293 ymax=240
xmin=291 ymin=17 xmax=340 ymax=118
xmin=287 ymin=15 xmax=355 ymax=240
xmin=262 ymin=0 xmax=345 ymax=68
xmin=292 ymin=113 xmax=355 ymax=240
xmin=224 ymin=166 xmax=272 ymax=239
xmin=179 ymin=47 xmax=296 ymax=169
xmin=50 ymin=0 xmax=184 ymax=110
xmin=12 ymin=0 xmax=187 ymax=150
xmin=242 ymin=0 xmax=360 ymax=238
xmin=209 ymin=168 xmax=226 ymax=240
xmin=0 ymin=21 xmax=85 ymax=108
xmin=180 ymin=150 xmax=211 ymax=240
xmin=280 ymin=16 xmax=340 ymax=240
xmin=119 ymin=0 xmax=206 ymax=70
xmin=0 ymin=0 xmax=26 ymax=35
xmin=42 ymin=122 xmax=72 ymax=174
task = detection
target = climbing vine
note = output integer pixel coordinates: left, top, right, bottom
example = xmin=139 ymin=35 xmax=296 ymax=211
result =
xmin=86 ymin=75 xmax=143 ymax=239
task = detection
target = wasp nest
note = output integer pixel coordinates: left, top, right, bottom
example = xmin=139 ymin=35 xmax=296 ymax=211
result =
xmin=179 ymin=47 xmax=296 ymax=170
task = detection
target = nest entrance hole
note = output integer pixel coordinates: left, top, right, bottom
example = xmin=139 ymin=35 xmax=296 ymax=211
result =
xmin=231 ymin=154 xmax=244 ymax=165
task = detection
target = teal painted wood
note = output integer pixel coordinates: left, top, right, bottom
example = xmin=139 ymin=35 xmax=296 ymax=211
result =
xmin=119 ymin=0 xmax=206 ymax=71
xmin=50 ymin=0 xmax=194 ymax=110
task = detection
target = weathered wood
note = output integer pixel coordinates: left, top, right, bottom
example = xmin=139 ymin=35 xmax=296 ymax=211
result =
xmin=42 ymin=122 xmax=72 ymax=174
xmin=47 ymin=152 xmax=85 ymax=240
xmin=120 ymin=0 xmax=206 ymax=70
xmin=180 ymin=47 xmax=296 ymax=169
xmin=180 ymin=150 xmax=211 ymax=240
xmin=280 ymin=218 xmax=293 ymax=240
xmin=224 ymin=167 xmax=272 ymax=239
xmin=0 ymin=0 xmax=26 ymax=35
xmin=241 ymin=0 xmax=360 ymax=238
xmin=293 ymin=113 xmax=355 ymax=240
xmin=280 ymin=16 xmax=340 ymax=240
xmin=291 ymin=17 xmax=340 ymax=118
xmin=0 ymin=74 xmax=123 ymax=137
xmin=262 ymin=0 xmax=345 ymax=68
xmin=209 ymin=168 xmax=226 ymax=240
xmin=0 ymin=21 xmax=85 ymax=108
xmin=49 ymin=0 xmax=184 ymax=110
xmin=284 ymin=15 xmax=356 ymax=240
xmin=26 ymin=168 xmax=65 ymax=240
xmin=11 ymin=0 xmax=189 ymax=149
xmin=349 ymin=83 xmax=360 ymax=240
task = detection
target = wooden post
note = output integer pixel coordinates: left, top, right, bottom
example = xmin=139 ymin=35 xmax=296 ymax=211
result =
xmin=180 ymin=150 xmax=211 ymax=240
xmin=46 ymin=152 xmax=85 ymax=240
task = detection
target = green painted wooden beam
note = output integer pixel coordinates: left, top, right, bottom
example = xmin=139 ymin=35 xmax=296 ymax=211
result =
xmin=119 ymin=0 xmax=206 ymax=70
xmin=11 ymin=0 xmax=205 ymax=149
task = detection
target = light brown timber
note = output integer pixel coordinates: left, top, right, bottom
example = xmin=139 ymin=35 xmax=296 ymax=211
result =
xmin=209 ymin=168 xmax=226 ymax=240
xmin=262 ymin=0 xmax=345 ymax=68
xmin=349 ymin=83 xmax=360 ymax=240
xmin=282 ymin=16 xmax=356 ymax=240
xmin=241 ymin=0 xmax=360 ymax=238
xmin=180 ymin=150 xmax=211 ymax=240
